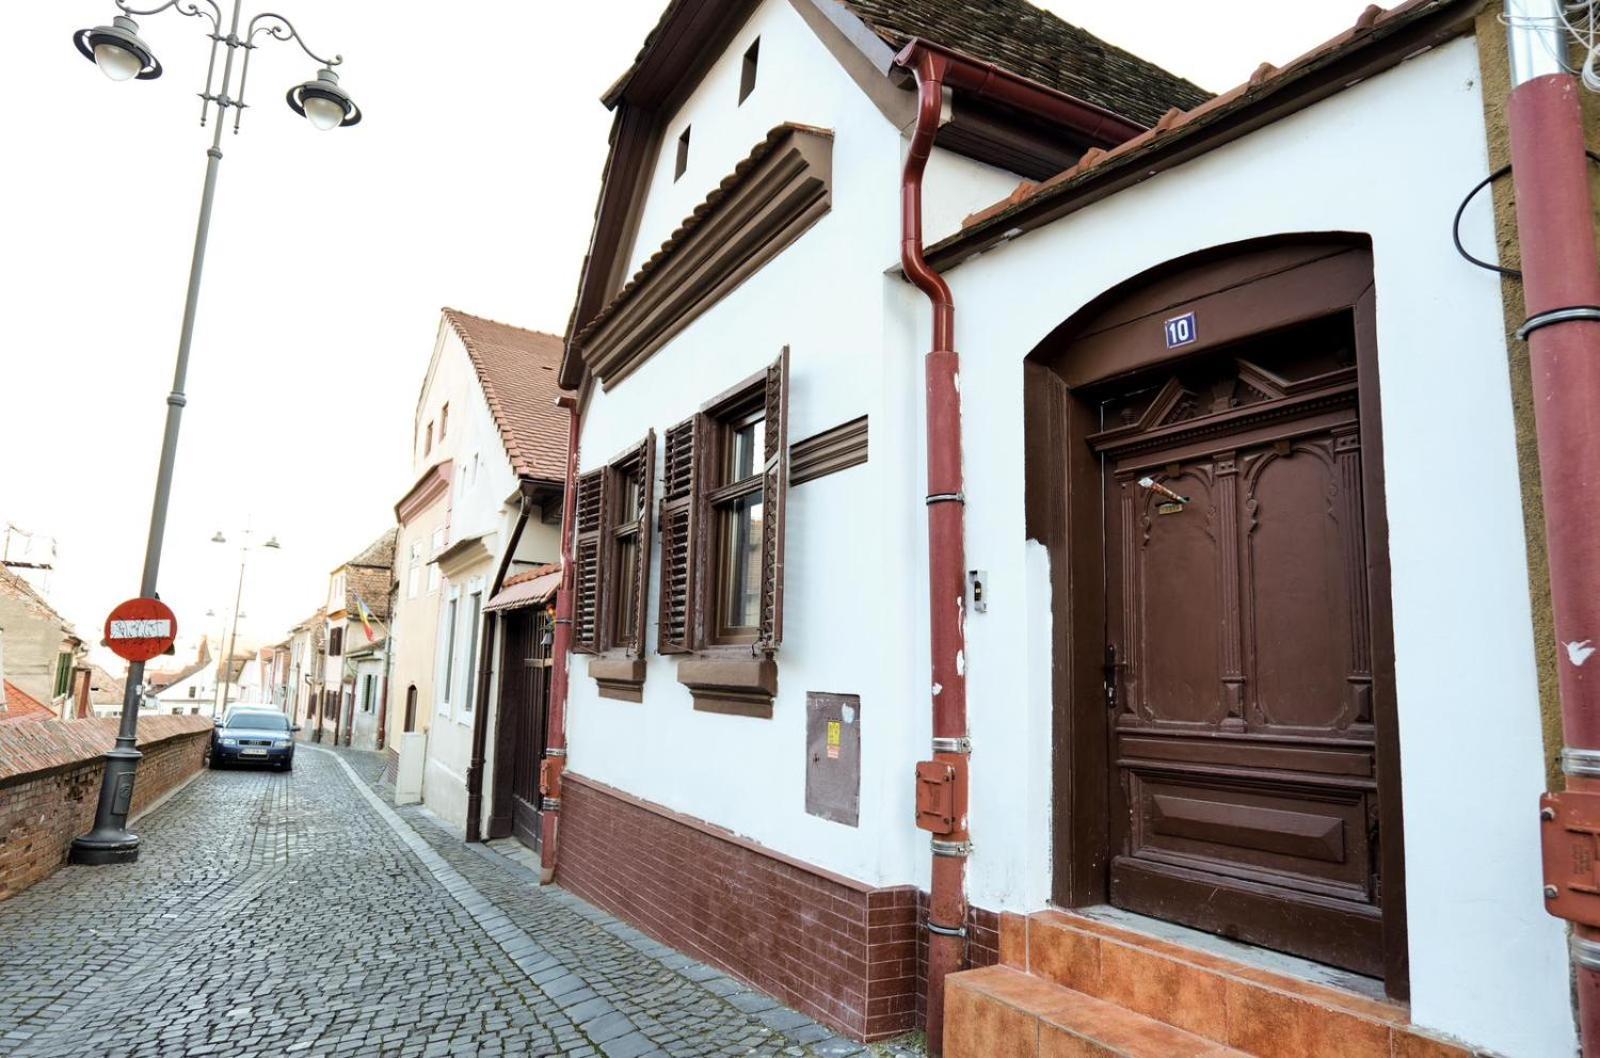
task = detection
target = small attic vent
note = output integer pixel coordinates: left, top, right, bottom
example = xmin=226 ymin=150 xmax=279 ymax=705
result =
xmin=675 ymin=125 xmax=691 ymax=181
xmin=740 ymin=38 xmax=760 ymax=104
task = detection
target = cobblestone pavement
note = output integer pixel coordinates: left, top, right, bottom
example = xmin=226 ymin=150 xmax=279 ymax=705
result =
xmin=0 ymin=746 xmax=923 ymax=1058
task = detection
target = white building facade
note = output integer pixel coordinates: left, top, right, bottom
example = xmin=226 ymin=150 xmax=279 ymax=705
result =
xmin=548 ymin=1 xmax=1574 ymax=1054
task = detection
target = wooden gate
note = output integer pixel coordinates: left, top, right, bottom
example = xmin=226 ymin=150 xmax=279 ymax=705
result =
xmin=489 ymin=607 xmax=552 ymax=847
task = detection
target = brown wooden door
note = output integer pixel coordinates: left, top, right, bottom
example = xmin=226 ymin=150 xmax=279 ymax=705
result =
xmin=500 ymin=610 xmax=551 ymax=850
xmin=1095 ymin=337 xmax=1387 ymax=976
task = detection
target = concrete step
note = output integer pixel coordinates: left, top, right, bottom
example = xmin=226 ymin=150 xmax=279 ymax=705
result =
xmin=946 ymin=964 xmax=1247 ymax=1057
xmin=981 ymin=909 xmax=1484 ymax=1057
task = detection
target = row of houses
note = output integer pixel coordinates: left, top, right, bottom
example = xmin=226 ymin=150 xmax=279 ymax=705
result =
xmin=0 ymin=559 xmax=123 ymax=724
xmin=260 ymin=0 xmax=1592 ymax=1053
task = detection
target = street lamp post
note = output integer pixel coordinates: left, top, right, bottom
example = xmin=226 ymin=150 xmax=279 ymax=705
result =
xmin=69 ymin=0 xmax=360 ymax=866
xmin=210 ymin=529 xmax=279 ymax=717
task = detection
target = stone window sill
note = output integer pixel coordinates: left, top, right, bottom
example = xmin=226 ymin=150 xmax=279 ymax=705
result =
xmin=676 ymin=656 xmax=777 ymax=719
xmin=589 ymin=656 xmax=646 ymax=703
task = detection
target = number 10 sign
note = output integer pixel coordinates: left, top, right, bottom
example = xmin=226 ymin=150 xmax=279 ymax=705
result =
xmin=1165 ymin=311 xmax=1197 ymax=350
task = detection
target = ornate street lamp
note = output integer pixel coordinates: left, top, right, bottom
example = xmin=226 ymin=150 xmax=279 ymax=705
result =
xmin=68 ymin=0 xmax=360 ymax=867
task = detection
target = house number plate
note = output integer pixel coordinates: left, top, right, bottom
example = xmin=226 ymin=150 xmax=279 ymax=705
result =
xmin=1164 ymin=311 xmax=1197 ymax=349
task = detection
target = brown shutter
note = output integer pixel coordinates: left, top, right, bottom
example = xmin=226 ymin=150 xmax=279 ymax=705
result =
xmin=573 ymin=468 xmax=605 ymax=654
xmin=632 ymin=430 xmax=657 ymax=656
xmin=758 ymin=347 xmax=790 ymax=651
xmin=657 ymin=415 xmax=703 ymax=654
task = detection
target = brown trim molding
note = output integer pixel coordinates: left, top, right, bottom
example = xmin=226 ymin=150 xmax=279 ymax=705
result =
xmin=676 ymin=656 xmax=777 ymax=718
xmin=574 ymin=126 xmax=834 ymax=392
xmin=791 ymin=415 xmax=868 ymax=486
xmin=588 ymin=656 xmax=646 ymax=703
xmin=395 ymin=460 xmax=453 ymax=525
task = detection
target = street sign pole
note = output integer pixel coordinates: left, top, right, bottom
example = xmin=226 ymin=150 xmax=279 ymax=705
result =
xmin=68 ymin=28 xmax=234 ymax=864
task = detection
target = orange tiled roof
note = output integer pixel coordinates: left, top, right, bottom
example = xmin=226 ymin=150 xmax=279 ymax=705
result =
xmin=441 ymin=310 xmax=569 ymax=486
xmin=948 ymin=0 xmax=1466 ymax=251
xmin=1 ymin=681 xmax=54 ymax=723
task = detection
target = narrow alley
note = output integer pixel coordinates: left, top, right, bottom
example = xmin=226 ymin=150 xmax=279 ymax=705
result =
xmin=0 ymin=750 xmax=893 ymax=1058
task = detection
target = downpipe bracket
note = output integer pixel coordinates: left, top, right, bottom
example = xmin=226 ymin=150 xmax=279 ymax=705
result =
xmin=932 ymin=736 xmax=971 ymax=755
xmin=1563 ymin=748 xmax=1600 ymax=778
xmin=931 ymin=838 xmax=973 ymax=857
xmin=1574 ymin=934 xmax=1600 ymax=973
xmin=926 ymin=919 xmax=968 ymax=939
xmin=1517 ymin=306 xmax=1600 ymax=342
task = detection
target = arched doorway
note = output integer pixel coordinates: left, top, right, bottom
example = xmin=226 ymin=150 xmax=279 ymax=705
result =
xmin=1023 ymin=235 xmax=1408 ymax=996
xmin=404 ymin=684 xmax=418 ymax=732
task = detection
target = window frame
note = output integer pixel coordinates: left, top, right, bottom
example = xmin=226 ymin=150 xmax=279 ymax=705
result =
xmin=706 ymin=399 xmax=767 ymax=647
xmin=462 ymin=587 xmax=483 ymax=718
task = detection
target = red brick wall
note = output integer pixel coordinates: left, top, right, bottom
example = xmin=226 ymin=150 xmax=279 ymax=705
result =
xmin=558 ymin=773 xmax=921 ymax=1041
xmin=0 ymin=716 xmax=212 ymax=902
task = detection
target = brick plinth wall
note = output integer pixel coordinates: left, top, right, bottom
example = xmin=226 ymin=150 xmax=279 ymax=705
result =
xmin=0 ymin=715 xmax=213 ymax=902
xmin=558 ymin=773 xmax=921 ymax=1040
xmin=914 ymin=894 xmax=1000 ymax=1024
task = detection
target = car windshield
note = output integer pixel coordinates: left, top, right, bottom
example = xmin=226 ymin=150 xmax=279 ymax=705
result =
xmin=226 ymin=712 xmax=289 ymax=731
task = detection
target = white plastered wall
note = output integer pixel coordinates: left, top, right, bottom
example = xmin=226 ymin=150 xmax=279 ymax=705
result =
xmin=570 ymin=0 xmax=998 ymax=893
xmin=933 ymin=35 xmax=1571 ymax=1058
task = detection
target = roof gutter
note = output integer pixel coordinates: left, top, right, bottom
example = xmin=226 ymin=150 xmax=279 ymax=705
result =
xmin=1509 ymin=2 xmax=1600 ymax=1052
xmin=893 ymin=38 xmax=1147 ymax=147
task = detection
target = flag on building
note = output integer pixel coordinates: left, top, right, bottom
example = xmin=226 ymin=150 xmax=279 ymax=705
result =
xmin=354 ymin=594 xmax=381 ymax=643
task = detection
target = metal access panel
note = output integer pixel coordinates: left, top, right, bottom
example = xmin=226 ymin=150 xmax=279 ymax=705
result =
xmin=806 ymin=692 xmax=861 ymax=827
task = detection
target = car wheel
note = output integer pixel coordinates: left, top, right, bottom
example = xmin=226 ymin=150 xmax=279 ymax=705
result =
xmin=208 ymin=754 xmax=223 ymax=770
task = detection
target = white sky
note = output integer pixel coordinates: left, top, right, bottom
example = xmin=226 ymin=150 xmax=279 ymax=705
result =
xmin=2 ymin=0 xmax=1379 ymax=675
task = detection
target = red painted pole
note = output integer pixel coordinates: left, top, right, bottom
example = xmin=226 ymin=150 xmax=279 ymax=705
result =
xmin=539 ymin=394 xmax=581 ymax=884
xmin=1509 ymin=68 xmax=1600 ymax=1055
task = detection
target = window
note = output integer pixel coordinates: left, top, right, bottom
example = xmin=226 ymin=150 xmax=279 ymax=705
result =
xmin=442 ymin=597 xmax=459 ymax=704
xmin=439 ymin=402 xmax=449 ymax=438
xmin=572 ymin=433 xmax=656 ymax=659
xmin=424 ymin=421 xmax=434 ymax=456
xmin=675 ymin=126 xmax=691 ymax=181
xmin=53 ymin=652 xmax=73 ymax=698
xmin=429 ymin=527 xmax=445 ymax=591
xmin=462 ymin=591 xmax=482 ymax=715
xmin=328 ymin=626 xmax=344 ymax=657
xmin=657 ymin=349 xmax=789 ymax=656
xmin=362 ymin=675 xmax=376 ymax=713
xmin=188 ymin=686 xmax=196 ymax=699
xmin=740 ymin=39 xmax=760 ymax=104
xmin=407 ymin=541 xmax=422 ymax=599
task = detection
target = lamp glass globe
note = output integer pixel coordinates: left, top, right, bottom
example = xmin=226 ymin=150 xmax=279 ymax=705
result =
xmin=93 ymin=42 xmax=143 ymax=81
xmin=302 ymin=95 xmax=345 ymax=130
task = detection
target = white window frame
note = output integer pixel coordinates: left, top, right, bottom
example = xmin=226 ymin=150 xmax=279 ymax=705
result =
xmin=461 ymin=583 xmax=484 ymax=720
xmin=407 ymin=541 xmax=422 ymax=599
xmin=428 ymin=527 xmax=445 ymax=592
xmin=437 ymin=586 xmax=460 ymax=716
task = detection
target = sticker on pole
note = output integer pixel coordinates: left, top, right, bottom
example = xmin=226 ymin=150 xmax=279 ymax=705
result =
xmin=104 ymin=597 xmax=178 ymax=662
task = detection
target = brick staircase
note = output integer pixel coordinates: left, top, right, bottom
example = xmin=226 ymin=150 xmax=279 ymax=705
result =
xmin=944 ymin=910 xmax=1484 ymax=1057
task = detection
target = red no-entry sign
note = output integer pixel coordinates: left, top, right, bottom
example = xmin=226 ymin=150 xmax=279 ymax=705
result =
xmin=104 ymin=597 xmax=178 ymax=663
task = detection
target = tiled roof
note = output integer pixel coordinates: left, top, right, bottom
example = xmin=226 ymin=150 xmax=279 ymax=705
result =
xmin=346 ymin=529 xmax=397 ymax=571
xmin=441 ymin=310 xmax=569 ymax=485
xmin=0 ymin=565 xmax=68 ymax=628
xmin=1 ymin=714 xmax=213 ymax=783
xmin=944 ymin=0 xmax=1465 ymax=256
xmin=503 ymin=563 xmax=561 ymax=588
xmin=839 ymin=0 xmax=1211 ymax=127
xmin=612 ymin=0 xmax=1209 ymax=128
xmin=1 ymin=680 xmax=53 ymax=723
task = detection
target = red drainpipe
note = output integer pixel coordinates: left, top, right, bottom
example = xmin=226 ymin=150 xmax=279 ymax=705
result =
xmin=1508 ymin=7 xmax=1600 ymax=1050
xmin=893 ymin=39 xmax=1146 ymax=1053
xmin=539 ymin=393 xmax=581 ymax=885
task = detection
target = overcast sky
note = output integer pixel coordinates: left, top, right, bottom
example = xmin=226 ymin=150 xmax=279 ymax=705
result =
xmin=2 ymin=0 xmax=1380 ymax=675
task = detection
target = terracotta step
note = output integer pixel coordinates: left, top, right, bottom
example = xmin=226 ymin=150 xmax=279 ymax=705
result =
xmin=990 ymin=910 xmax=1484 ymax=1058
xmin=946 ymin=964 xmax=1248 ymax=1057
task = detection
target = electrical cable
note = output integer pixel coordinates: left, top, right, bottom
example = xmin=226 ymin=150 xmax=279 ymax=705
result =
xmin=1452 ymin=151 xmax=1600 ymax=279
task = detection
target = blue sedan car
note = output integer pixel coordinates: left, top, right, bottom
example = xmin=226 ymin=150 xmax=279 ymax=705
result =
xmin=209 ymin=708 xmax=298 ymax=771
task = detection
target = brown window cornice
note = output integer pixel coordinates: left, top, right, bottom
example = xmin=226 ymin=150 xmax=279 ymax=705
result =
xmin=573 ymin=125 xmax=833 ymax=392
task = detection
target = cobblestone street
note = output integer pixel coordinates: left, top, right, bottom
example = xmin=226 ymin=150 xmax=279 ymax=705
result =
xmin=0 ymin=747 xmax=916 ymax=1058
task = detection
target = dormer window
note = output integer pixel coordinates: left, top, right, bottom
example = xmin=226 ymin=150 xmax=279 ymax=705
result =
xmin=439 ymin=402 xmax=449 ymax=438
xmin=740 ymin=39 xmax=759 ymax=104
xmin=675 ymin=126 xmax=691 ymax=181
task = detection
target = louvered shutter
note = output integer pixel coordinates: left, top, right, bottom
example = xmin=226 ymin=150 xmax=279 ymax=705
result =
xmin=657 ymin=415 xmax=703 ymax=654
xmin=757 ymin=347 xmax=790 ymax=652
xmin=572 ymin=468 xmax=606 ymax=654
xmin=631 ymin=431 xmax=657 ymax=656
